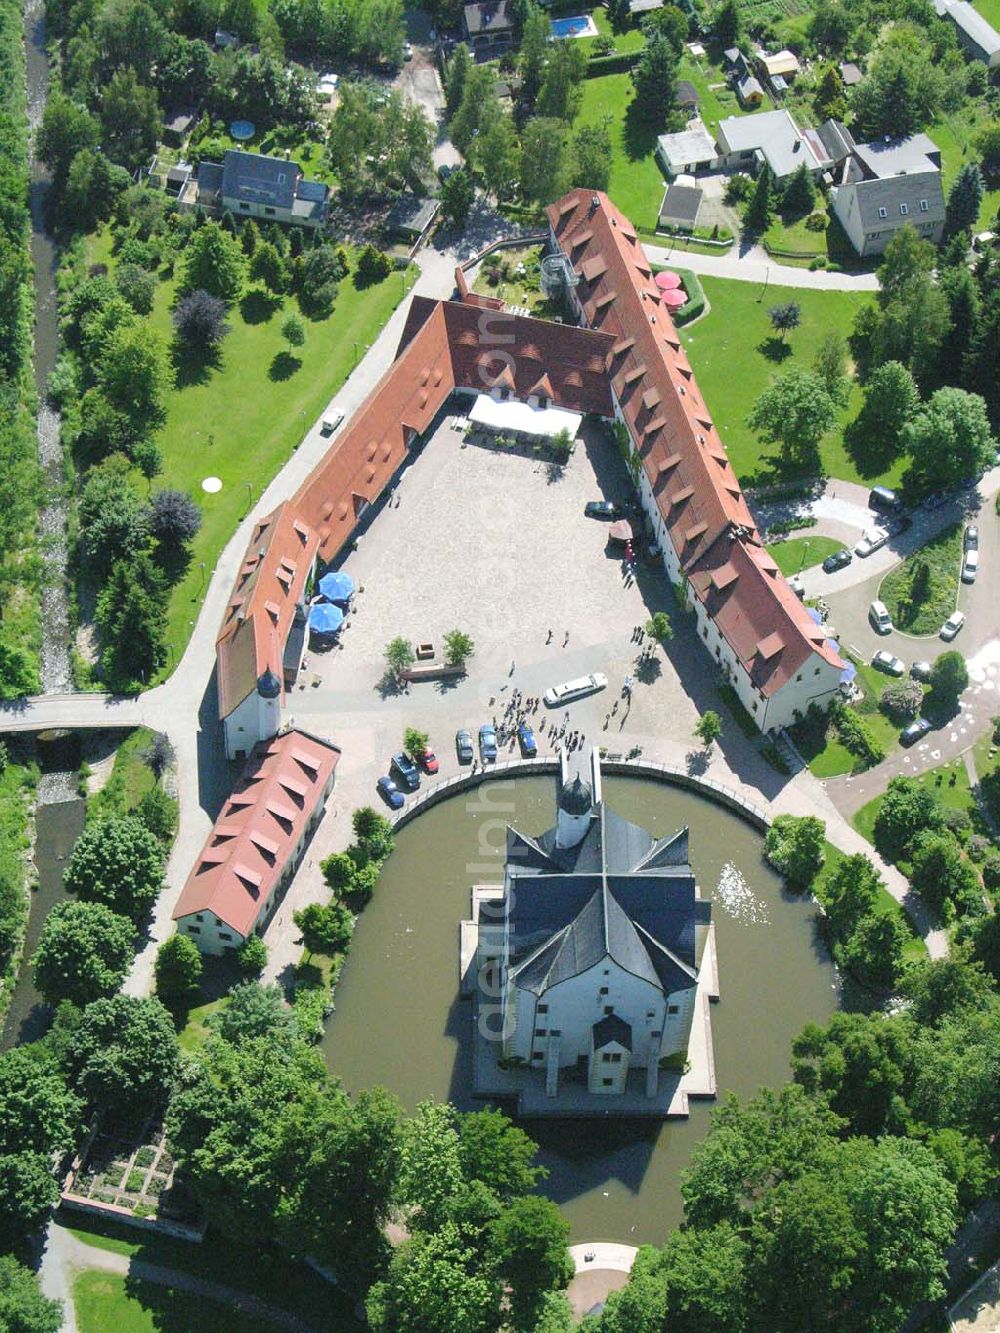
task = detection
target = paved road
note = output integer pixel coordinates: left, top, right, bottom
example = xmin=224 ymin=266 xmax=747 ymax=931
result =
xmin=642 ymin=240 xmax=881 ymax=291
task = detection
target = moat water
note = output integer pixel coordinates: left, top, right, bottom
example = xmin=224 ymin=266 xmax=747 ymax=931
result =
xmin=321 ymin=774 xmax=839 ymax=1243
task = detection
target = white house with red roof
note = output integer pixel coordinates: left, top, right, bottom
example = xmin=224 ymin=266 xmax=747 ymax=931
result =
xmin=173 ymin=729 xmax=340 ymax=953
xmin=545 ymin=189 xmax=844 ymax=732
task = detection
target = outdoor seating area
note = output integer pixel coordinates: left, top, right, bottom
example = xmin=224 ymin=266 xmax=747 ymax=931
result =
xmin=467 ymin=392 xmax=582 ymax=442
xmin=307 ymin=568 xmax=356 ymax=644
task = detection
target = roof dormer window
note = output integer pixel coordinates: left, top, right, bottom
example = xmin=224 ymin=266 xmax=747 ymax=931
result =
xmin=899 ymin=203 xmax=908 ymax=215
xmin=919 ymin=199 xmax=928 ymax=211
xmin=878 ymin=206 xmax=887 ymax=218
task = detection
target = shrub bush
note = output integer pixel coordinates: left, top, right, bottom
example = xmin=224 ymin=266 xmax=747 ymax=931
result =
xmin=880 ymin=679 xmax=924 ymax=720
xmin=835 ymin=707 xmax=885 ymax=765
xmin=805 ymin=211 xmax=827 ymax=232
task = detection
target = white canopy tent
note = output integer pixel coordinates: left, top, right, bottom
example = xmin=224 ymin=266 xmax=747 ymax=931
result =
xmin=468 ymin=393 xmax=582 ymax=440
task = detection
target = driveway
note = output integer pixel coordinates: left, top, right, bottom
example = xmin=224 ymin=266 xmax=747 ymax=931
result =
xmin=642 ymin=240 xmax=880 ymax=291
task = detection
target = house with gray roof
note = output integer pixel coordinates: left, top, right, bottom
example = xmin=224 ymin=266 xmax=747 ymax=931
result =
xmin=195 ymin=149 xmax=329 ymax=228
xmin=830 ymin=132 xmax=945 ymax=256
xmin=934 ymin=0 xmax=1000 ymax=66
xmin=716 ymin=109 xmax=826 ymax=181
xmin=465 ymin=750 xmax=716 ymax=1116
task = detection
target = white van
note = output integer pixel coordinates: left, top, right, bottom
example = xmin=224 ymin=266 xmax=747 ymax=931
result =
xmin=869 ymin=599 xmax=893 ymax=635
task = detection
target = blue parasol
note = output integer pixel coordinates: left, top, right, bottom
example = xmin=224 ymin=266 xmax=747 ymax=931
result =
xmin=309 ymin=602 xmax=344 ymax=635
xmin=317 ymin=570 xmax=355 ymax=604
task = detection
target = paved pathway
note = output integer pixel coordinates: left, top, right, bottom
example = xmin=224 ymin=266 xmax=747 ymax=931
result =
xmin=642 ymin=241 xmax=881 ymax=291
xmin=566 ymin=1243 xmax=638 ymax=1321
xmin=38 ymin=1220 xmax=313 ymax=1331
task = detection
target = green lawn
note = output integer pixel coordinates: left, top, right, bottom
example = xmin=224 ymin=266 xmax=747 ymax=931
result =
xmin=813 ymin=842 xmax=926 ymax=965
xmin=89 ymin=727 xmax=157 ymax=820
xmin=679 ymin=277 xmax=891 ymax=487
xmin=66 ymin=1219 xmax=361 ymax=1329
xmin=581 ymin=5 xmax=646 ymax=55
xmin=88 ymin=232 xmax=416 ymax=677
xmin=765 ymin=535 xmax=843 ymax=577
xmin=972 ymin=0 xmax=1000 ymax=27
xmin=74 ymin=1271 xmax=275 ymax=1333
xmin=176 ymin=996 xmax=229 ymax=1053
xmin=789 ymin=655 xmax=916 ymax=777
xmin=576 ymin=73 xmax=666 ymax=232
xmin=879 ymin=522 xmax=962 ymax=635
xmin=853 ymin=757 xmax=978 ymax=847
xmin=931 ymin=107 xmax=1000 ymax=232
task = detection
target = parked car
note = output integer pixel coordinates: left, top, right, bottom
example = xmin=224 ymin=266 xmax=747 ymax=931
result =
xmin=390 ymin=752 xmax=421 ymax=791
xmin=822 ymin=547 xmax=852 ymax=574
xmin=584 ymin=500 xmax=620 ymax=520
xmin=964 ymin=524 xmax=979 ymax=551
xmin=517 ymin=722 xmax=537 ymax=757
xmin=543 ymin=673 xmax=609 ymax=707
xmin=455 ymin=729 xmax=474 ymax=764
xmin=872 ymin=649 xmax=906 ymax=676
xmin=855 ymin=527 xmax=889 ymax=557
xmin=910 ymin=660 xmax=933 ymax=682
xmin=420 ymin=746 xmax=439 ymax=774
xmin=320 ymin=410 xmax=344 ymax=435
xmin=900 ymin=718 xmax=933 ymax=747
xmin=962 ymin=549 xmax=979 ymax=583
xmin=869 ymin=599 xmax=893 ymax=635
xmin=940 ymin=610 xmax=966 ymax=640
xmin=376 ymin=775 xmax=405 ymax=809
xmin=869 ymin=485 xmax=903 ymax=514
xmin=479 ymin=724 xmax=498 ymax=762
xmin=403 ymin=40 xmax=413 ymax=59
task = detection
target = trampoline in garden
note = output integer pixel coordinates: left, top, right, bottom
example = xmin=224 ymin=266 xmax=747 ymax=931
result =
xmin=655 ymin=270 xmax=683 ymax=290
xmin=317 ymin=570 xmax=355 ymax=604
xmin=309 ymin=602 xmax=344 ymax=636
xmin=230 ymin=120 xmax=255 ymax=141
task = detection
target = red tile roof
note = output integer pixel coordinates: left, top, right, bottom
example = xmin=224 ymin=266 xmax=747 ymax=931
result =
xmin=173 ymin=729 xmax=340 ymax=938
xmin=294 ymin=297 xmax=613 ymax=562
xmin=216 ymin=503 xmax=319 ymax=719
xmin=546 ymin=189 xmax=842 ymax=697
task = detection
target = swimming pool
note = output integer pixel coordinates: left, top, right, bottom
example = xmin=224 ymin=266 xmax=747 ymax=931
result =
xmin=551 ymin=13 xmax=598 ymax=38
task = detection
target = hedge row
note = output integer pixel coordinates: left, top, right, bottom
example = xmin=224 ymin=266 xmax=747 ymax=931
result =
xmin=584 ymin=51 xmax=641 ymax=77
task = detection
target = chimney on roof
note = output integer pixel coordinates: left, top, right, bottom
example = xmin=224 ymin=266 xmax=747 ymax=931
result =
xmin=793 ymin=139 xmax=800 ymax=152
xmin=589 ymin=194 xmax=600 ymax=212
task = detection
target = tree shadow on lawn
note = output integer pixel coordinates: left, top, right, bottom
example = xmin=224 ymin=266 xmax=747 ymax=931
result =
xmin=842 ymin=418 xmax=902 ymax=480
xmin=171 ymin=340 xmax=223 ymax=390
xmin=240 ymin=289 xmax=282 ymax=325
xmin=153 ymin=543 xmax=193 ymax=589
xmin=623 ymin=100 xmax=661 ymax=163
xmin=268 ymin=351 xmax=302 ymax=381
xmin=757 ymin=335 xmax=793 ymax=364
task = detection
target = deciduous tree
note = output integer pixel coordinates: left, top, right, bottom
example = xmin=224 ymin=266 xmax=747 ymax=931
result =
xmin=34 ymin=900 xmax=134 ymax=1007
xmin=67 ymin=994 xmax=179 ymax=1110
xmin=746 ymin=369 xmax=838 ymax=467
xmin=154 ymin=933 xmax=203 ymax=1003
xmin=64 ymin=814 xmax=166 ymax=924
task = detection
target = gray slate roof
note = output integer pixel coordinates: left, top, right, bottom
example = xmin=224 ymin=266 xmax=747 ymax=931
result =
xmin=463 ymin=0 xmax=512 ymax=34
xmin=593 ymin=1014 xmax=633 ymax=1051
xmin=222 ymin=150 xmax=301 ymax=210
xmin=938 ymin=0 xmax=1000 ymax=56
xmin=505 ymin=806 xmax=706 ymax=997
xmin=660 ymin=183 xmax=703 ymax=227
xmin=853 ymin=134 xmax=941 ymax=178
xmin=852 ymin=170 xmax=945 ymax=232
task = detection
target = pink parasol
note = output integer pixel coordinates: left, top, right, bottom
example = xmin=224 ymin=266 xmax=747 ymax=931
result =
xmin=655 ymin=270 xmax=682 ymax=290
xmin=661 ymin=287 xmax=687 ymax=308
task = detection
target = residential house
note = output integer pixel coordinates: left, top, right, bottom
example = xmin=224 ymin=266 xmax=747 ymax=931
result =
xmin=462 ymin=0 xmax=513 ymax=49
xmin=385 ymin=194 xmax=440 ymax=245
xmin=173 ymin=729 xmax=340 ymax=954
xmin=546 ymin=188 xmax=845 ymax=731
xmin=830 ymin=133 xmax=946 ymax=256
xmin=471 ymin=749 xmax=715 ymax=1114
xmin=934 ymin=0 xmax=1000 ymax=66
xmin=194 ymin=149 xmax=329 ymax=228
xmin=161 ymin=110 xmax=195 ymax=148
xmin=716 ymin=109 xmax=831 ymax=182
xmin=656 ymin=122 xmax=718 ymax=176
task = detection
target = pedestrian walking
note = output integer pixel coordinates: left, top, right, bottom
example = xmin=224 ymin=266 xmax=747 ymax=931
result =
xmin=510 ymin=660 xmax=515 ymax=675
xmin=546 ymin=629 xmax=552 ymax=644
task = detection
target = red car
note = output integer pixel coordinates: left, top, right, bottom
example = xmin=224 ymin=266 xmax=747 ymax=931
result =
xmin=420 ymin=747 xmax=439 ymax=774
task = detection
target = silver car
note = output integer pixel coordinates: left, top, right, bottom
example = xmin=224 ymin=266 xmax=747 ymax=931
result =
xmin=962 ymin=549 xmax=979 ymax=583
xmin=940 ymin=610 xmax=966 ymax=640
xmin=855 ymin=527 xmax=889 ymax=558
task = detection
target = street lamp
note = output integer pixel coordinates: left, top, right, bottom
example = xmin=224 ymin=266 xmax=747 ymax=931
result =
xmin=799 ymin=539 xmax=810 ymax=572
xmin=245 ymin=482 xmax=253 ymax=510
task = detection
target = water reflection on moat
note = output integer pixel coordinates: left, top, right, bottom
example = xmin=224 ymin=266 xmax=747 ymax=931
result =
xmin=321 ymin=775 xmax=839 ymax=1242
